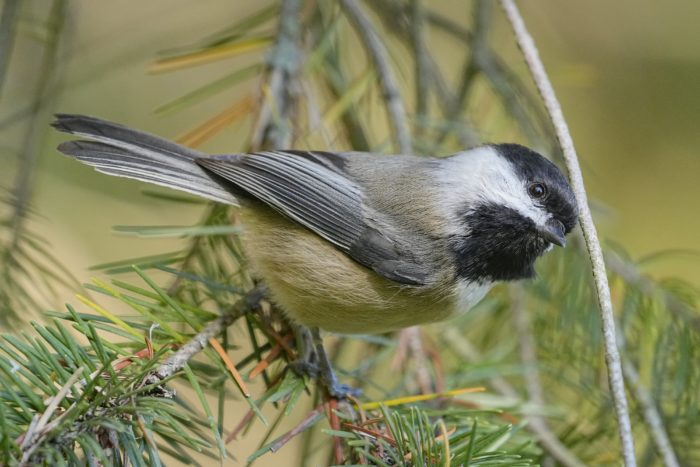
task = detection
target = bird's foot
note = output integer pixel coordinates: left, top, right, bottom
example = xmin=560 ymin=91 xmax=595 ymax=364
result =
xmin=288 ymin=354 xmax=362 ymax=399
xmin=290 ymin=326 xmax=362 ymax=400
xmin=323 ymin=380 xmax=363 ymax=400
xmin=288 ymin=359 xmax=319 ymax=378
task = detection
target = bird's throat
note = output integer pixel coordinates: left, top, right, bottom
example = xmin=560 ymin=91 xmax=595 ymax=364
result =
xmin=451 ymin=204 xmax=549 ymax=282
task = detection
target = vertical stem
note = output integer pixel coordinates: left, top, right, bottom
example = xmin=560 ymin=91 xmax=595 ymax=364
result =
xmin=511 ymin=286 xmax=545 ymax=406
xmin=0 ymin=0 xmax=20 ymax=101
xmin=250 ymin=0 xmax=302 ymax=150
xmin=432 ymin=0 xmax=490 ymax=148
xmin=511 ymin=286 xmax=586 ymax=467
xmin=10 ymin=0 xmax=66 ymax=247
xmin=340 ymin=0 xmax=411 ymax=154
xmin=411 ymin=0 xmax=429 ymax=139
xmin=499 ymin=1 xmax=636 ymax=465
xmin=623 ymin=361 xmax=680 ymax=467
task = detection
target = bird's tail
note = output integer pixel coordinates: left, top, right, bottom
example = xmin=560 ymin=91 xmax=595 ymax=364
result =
xmin=52 ymin=114 xmax=238 ymax=205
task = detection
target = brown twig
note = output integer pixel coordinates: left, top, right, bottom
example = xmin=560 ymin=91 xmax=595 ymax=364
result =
xmin=499 ymin=1 xmax=636 ymax=464
xmin=343 ymin=422 xmax=398 ymax=446
xmin=226 ymin=408 xmax=256 ymax=444
xmin=327 ymin=399 xmax=345 ymax=463
xmin=266 ymin=404 xmax=325 ymax=453
xmin=248 ymin=335 xmax=294 ymax=380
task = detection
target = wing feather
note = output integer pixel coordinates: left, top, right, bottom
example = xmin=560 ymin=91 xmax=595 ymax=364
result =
xmin=197 ymin=150 xmax=429 ymax=285
xmin=198 ymin=151 xmax=363 ymax=249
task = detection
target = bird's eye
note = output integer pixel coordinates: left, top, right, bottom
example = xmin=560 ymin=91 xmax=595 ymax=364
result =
xmin=528 ymin=182 xmax=547 ymax=199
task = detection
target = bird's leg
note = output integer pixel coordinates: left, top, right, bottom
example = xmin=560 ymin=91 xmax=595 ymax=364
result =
xmin=288 ymin=325 xmax=319 ymax=377
xmin=288 ymin=326 xmax=361 ymax=399
xmin=311 ymin=327 xmax=362 ymax=399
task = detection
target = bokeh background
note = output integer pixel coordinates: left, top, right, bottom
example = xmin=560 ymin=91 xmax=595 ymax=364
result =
xmin=2 ymin=0 xmax=699 ymax=464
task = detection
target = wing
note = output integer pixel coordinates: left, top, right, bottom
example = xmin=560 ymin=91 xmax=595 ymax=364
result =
xmin=197 ymin=150 xmax=429 ymax=285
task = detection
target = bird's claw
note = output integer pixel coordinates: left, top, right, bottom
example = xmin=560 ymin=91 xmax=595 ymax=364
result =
xmin=288 ymin=359 xmax=319 ymax=378
xmin=325 ymin=381 xmax=362 ymax=399
xmin=289 ymin=326 xmax=362 ymax=400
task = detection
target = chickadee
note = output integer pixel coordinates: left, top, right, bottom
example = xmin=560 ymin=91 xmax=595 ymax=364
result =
xmin=53 ymin=114 xmax=577 ymax=392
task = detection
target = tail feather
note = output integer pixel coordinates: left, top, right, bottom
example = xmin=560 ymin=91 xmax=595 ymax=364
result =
xmin=53 ymin=114 xmax=238 ymax=205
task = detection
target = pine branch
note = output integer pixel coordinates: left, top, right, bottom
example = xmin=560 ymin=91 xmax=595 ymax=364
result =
xmin=499 ymin=1 xmax=636 ymax=464
xmin=0 ymin=0 xmax=69 ymax=327
xmin=443 ymin=328 xmax=586 ymax=467
xmin=146 ymin=286 xmax=265 ymax=384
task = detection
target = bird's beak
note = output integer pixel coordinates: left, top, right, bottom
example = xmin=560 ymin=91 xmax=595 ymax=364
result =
xmin=537 ymin=218 xmax=566 ymax=247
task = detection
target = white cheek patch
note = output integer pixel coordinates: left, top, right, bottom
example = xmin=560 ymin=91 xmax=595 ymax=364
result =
xmin=436 ymin=147 xmax=550 ymax=234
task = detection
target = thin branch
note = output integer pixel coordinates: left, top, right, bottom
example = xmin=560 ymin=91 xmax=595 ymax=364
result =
xmin=19 ymin=367 xmax=84 ymax=466
xmin=365 ymin=0 xmax=478 ymax=147
xmin=410 ymin=0 xmax=429 ymax=139
xmin=510 ymin=286 xmax=586 ymax=467
xmin=9 ymin=0 xmax=65 ymax=246
xmin=338 ymin=0 xmax=441 ymax=400
xmin=340 ymin=0 xmax=411 ymax=154
xmin=511 ymin=285 xmax=545 ymax=406
xmin=0 ymin=0 xmax=66 ymax=327
xmin=622 ymin=360 xmax=680 ymax=467
xmin=0 ymin=0 xmax=20 ymax=101
xmin=432 ymin=0 xmax=490 ymax=149
xmin=455 ymin=0 xmax=491 ymax=115
xmin=318 ymin=23 xmax=371 ymax=151
xmin=157 ymin=0 xmax=304 ymax=387
xmin=498 ymin=1 xmax=636 ymax=465
xmin=405 ymin=327 xmax=433 ymax=394
xmin=419 ymin=3 xmax=552 ymax=147
xmin=268 ymin=404 xmax=325 ymax=453
xmin=147 ymin=287 xmax=265 ymax=383
xmin=443 ymin=328 xmax=586 ymax=467
xmin=250 ymin=0 xmax=302 ymax=150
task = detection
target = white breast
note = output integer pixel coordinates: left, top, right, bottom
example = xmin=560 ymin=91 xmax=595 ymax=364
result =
xmin=454 ymin=280 xmax=493 ymax=313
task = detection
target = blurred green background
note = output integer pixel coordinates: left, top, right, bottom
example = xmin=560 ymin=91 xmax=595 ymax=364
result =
xmin=3 ymin=0 xmax=697 ymax=293
xmin=2 ymin=1 xmax=699 ymax=464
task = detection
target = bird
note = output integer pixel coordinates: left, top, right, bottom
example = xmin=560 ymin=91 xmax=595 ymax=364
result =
xmin=53 ymin=114 xmax=578 ymax=396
